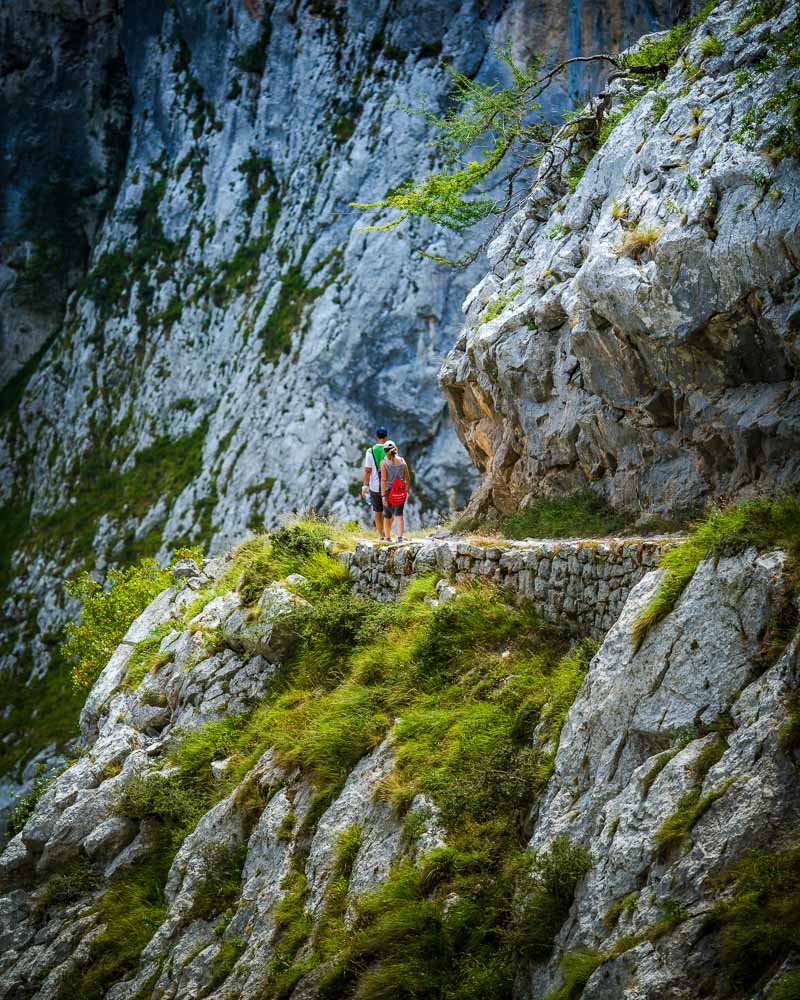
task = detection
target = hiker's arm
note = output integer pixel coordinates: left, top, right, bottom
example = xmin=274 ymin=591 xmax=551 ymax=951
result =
xmin=362 ymin=461 xmax=371 ymax=489
xmin=380 ymin=461 xmax=387 ymax=498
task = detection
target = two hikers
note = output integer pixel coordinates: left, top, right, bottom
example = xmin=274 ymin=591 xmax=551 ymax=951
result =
xmin=360 ymin=427 xmax=409 ymax=542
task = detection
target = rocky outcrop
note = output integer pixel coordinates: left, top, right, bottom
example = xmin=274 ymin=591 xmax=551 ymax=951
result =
xmin=342 ymin=534 xmax=675 ymax=639
xmin=0 ymin=534 xmax=796 ymax=998
xmin=525 ymin=545 xmax=799 ymax=998
xmin=441 ymin=0 xmax=800 ymax=520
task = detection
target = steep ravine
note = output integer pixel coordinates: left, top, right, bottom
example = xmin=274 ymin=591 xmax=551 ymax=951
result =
xmin=0 ymin=517 xmax=797 ymax=999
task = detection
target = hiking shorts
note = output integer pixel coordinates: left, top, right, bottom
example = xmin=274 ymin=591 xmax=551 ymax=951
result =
xmin=369 ymin=490 xmax=384 ymax=513
xmin=383 ymin=498 xmax=405 ymax=517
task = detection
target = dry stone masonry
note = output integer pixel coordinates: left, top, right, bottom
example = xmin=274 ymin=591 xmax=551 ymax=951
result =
xmin=341 ymin=535 xmax=676 ymax=639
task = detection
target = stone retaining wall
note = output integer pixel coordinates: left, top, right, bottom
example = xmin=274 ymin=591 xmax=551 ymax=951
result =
xmin=339 ymin=536 xmax=678 ymax=640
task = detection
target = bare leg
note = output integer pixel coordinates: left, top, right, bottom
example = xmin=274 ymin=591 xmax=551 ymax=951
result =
xmin=383 ymin=515 xmax=393 ymax=541
xmin=395 ymin=514 xmax=404 ymax=540
xmin=374 ymin=510 xmax=384 ymax=538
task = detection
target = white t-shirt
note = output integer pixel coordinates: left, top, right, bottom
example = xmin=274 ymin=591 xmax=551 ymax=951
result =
xmin=364 ymin=447 xmax=383 ymax=492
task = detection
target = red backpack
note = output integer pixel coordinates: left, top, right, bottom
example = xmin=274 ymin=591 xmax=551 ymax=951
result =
xmin=387 ymin=462 xmax=407 ymax=505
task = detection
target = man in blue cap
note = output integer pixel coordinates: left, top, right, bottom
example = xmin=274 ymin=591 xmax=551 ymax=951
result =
xmin=361 ymin=427 xmax=389 ymax=540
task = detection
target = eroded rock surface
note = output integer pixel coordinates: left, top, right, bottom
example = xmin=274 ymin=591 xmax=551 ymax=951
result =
xmin=441 ymin=0 xmax=800 ymax=518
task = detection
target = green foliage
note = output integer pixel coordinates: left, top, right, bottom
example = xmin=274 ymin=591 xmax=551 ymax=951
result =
xmin=81 ymin=176 xmax=184 ymax=323
xmin=732 ymin=3 xmax=800 ymax=159
xmin=641 ymin=745 xmax=684 ymax=798
xmin=597 ymin=93 xmax=644 ymax=147
xmin=769 ymin=973 xmax=800 ymax=1000
xmin=565 ymin=159 xmax=587 ymax=192
xmin=543 ymin=949 xmax=605 ymax=1000
xmin=622 ymin=0 xmax=718 ymax=70
xmin=62 ymin=559 xmax=173 ymax=688
xmin=654 ymin=779 xmax=735 ymax=861
xmin=260 ymin=262 xmax=325 ymax=362
xmin=480 ymin=283 xmax=521 ymax=324
xmin=633 ymin=496 xmax=800 ymax=649
xmin=502 ymin=491 xmax=627 ymax=540
xmin=234 ymin=21 xmax=272 ymax=74
xmin=512 ymin=838 xmax=593 ymax=960
xmin=0 ymin=656 xmax=85 ymax=782
xmin=778 ymin=690 xmax=800 ymax=755
xmin=709 ymin=842 xmax=800 ymax=993
xmin=237 ymin=149 xmax=280 ymax=220
xmin=734 ymin=0 xmax=784 ymax=35
xmin=208 ymin=937 xmax=247 ymax=991
xmin=698 ymin=34 xmax=723 ymax=58
xmin=58 ymin=846 xmax=173 ymax=1000
xmin=124 ymin=623 xmax=176 ymax=690
xmin=650 ymin=93 xmax=670 ymax=123
xmin=116 ymin=770 xmax=202 ymax=829
xmin=190 ymin=842 xmax=248 ymax=921
xmin=31 ymin=862 xmax=102 ymax=923
xmin=34 ymin=418 xmax=208 ymax=567
xmin=603 ymin=890 xmax=639 ymax=930
xmin=7 ymin=766 xmax=55 ymax=838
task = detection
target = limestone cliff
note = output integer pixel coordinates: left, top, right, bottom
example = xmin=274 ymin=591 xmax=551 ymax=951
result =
xmin=441 ymin=0 xmax=800 ymax=520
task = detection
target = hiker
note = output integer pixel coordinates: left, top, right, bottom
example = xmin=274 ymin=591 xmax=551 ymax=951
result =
xmin=361 ymin=426 xmax=390 ymax=541
xmin=380 ymin=440 xmax=409 ymax=542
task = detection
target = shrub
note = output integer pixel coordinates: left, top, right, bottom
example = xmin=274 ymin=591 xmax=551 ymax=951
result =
xmin=511 ymin=838 xmax=592 ymax=960
xmin=190 ymin=842 xmax=247 ymax=921
xmin=709 ymin=843 xmax=800 ymax=992
xmin=62 ymin=559 xmax=173 ymax=688
xmin=502 ymin=491 xmax=627 ymax=540
xmin=32 ymin=862 xmax=102 ymax=924
xmin=116 ymin=771 xmax=200 ymax=830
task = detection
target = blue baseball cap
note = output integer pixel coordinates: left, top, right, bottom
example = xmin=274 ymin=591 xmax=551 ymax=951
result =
xmin=375 ymin=426 xmax=388 ymax=438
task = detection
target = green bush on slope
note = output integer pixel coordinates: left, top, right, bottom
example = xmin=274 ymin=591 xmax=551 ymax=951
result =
xmin=164 ymin=572 xmax=597 ymax=998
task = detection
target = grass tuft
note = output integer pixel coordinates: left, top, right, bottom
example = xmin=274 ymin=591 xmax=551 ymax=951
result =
xmin=709 ymin=841 xmax=800 ymax=993
xmin=655 ymin=779 xmax=735 ymax=861
xmin=502 ymin=491 xmax=627 ymax=540
xmin=614 ymin=223 xmax=664 ymax=260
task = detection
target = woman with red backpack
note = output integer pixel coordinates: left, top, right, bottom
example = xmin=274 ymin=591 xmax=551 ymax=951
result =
xmin=379 ymin=440 xmax=409 ymax=543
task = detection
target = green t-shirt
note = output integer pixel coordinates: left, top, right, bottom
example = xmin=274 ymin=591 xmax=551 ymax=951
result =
xmin=366 ymin=445 xmax=385 ymax=491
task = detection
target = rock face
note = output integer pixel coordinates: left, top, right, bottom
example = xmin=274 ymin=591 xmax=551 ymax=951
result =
xmin=0 ymin=0 xmax=131 ymax=386
xmin=0 ymin=533 xmax=796 ymax=998
xmin=441 ymin=0 xmax=800 ymax=519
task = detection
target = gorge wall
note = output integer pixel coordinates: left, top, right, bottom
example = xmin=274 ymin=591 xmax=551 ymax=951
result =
xmin=441 ymin=0 xmax=800 ymax=520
